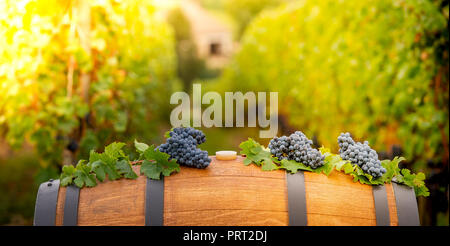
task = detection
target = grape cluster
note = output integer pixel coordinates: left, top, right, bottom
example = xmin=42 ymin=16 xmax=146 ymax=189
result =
xmin=337 ymin=132 xmax=386 ymax=178
xmin=157 ymin=127 xmax=211 ymax=169
xmin=268 ymin=131 xmax=325 ymax=168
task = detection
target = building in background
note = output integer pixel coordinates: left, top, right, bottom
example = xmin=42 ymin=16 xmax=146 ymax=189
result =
xmin=179 ymin=0 xmax=234 ymax=69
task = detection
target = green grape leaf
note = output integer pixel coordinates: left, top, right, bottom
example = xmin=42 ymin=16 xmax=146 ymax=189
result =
xmin=348 ymin=164 xmax=385 ymax=185
xmin=261 ymin=158 xmax=279 ymax=171
xmin=60 ymin=165 xmax=76 ymax=186
xmin=342 ymin=163 xmax=354 ymax=174
xmin=327 ymin=153 xmax=350 ymax=172
xmin=115 ymin=159 xmax=138 ymax=179
xmin=140 ymin=160 xmax=163 ymax=180
xmin=90 ymin=160 xmax=107 ymax=182
xmin=58 ymin=139 xmax=183 ymax=189
xmin=381 ymin=156 xmax=405 ymax=182
xmin=164 ymin=128 xmax=173 ymax=139
xmin=313 ymin=153 xmax=337 ymax=176
xmin=243 ymin=158 xmax=253 ymax=166
xmin=239 ymin=138 xmax=279 ymax=170
xmin=312 ymin=160 xmax=334 ymax=176
xmin=134 ymin=139 xmax=149 ymax=154
xmin=280 ymin=159 xmax=312 ymax=173
xmin=104 ymin=142 xmax=126 ymax=159
xmin=161 ymin=159 xmax=180 ymax=177
xmin=89 ymin=149 xmax=114 ymax=166
xmin=140 ymin=146 xmax=180 ymax=179
xmin=73 ymin=160 xmax=97 ymax=188
xmin=414 ymin=185 xmax=430 ymax=197
xmin=318 ymin=146 xmax=331 ymax=154
xmin=401 ymin=169 xmax=415 ymax=187
xmin=88 ymin=144 xmax=122 ymax=181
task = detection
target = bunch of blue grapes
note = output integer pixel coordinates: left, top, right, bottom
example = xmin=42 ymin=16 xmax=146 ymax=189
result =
xmin=268 ymin=131 xmax=325 ymax=169
xmin=157 ymin=127 xmax=211 ymax=169
xmin=337 ymin=132 xmax=386 ymax=178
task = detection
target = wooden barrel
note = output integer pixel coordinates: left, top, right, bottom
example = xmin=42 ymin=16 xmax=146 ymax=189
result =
xmin=33 ymin=156 xmax=420 ymax=226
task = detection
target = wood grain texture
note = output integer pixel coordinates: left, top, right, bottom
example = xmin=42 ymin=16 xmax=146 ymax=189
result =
xmin=307 ymin=214 xmax=376 ymax=226
xmin=163 ymin=156 xmax=288 ymax=226
xmin=164 ymin=210 xmax=288 ymax=226
xmin=304 ymin=170 xmax=377 ymax=226
xmin=56 ymin=165 xmax=146 ymax=226
xmin=385 ymin=183 xmax=398 ymax=226
xmin=168 ymin=156 xmax=285 ymax=180
xmin=53 ymin=156 xmax=401 ymax=226
xmin=55 ymin=186 xmax=66 ymax=226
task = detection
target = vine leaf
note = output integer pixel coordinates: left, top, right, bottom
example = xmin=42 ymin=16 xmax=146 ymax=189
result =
xmin=238 ymin=139 xmax=429 ymax=197
xmin=381 ymin=156 xmax=404 ymax=182
xmin=280 ymin=159 xmax=311 ymax=173
xmin=261 ymin=158 xmax=278 ymax=171
xmin=59 ymin=140 xmax=180 ymax=188
xmin=89 ymin=149 xmax=120 ymax=181
xmin=239 ymin=138 xmax=278 ymax=170
xmin=104 ymin=142 xmax=126 ymax=159
xmin=73 ymin=160 xmax=97 ymax=188
xmin=90 ymin=160 xmax=107 ymax=182
xmin=313 ymin=152 xmax=336 ymax=176
xmin=243 ymin=158 xmax=253 ymax=166
xmin=134 ymin=139 xmax=149 ymax=155
xmin=141 ymin=160 xmax=163 ymax=180
xmin=140 ymin=145 xmax=180 ymax=179
xmin=164 ymin=128 xmax=174 ymax=139
xmin=350 ymin=165 xmax=385 ymax=185
xmin=115 ymin=159 xmax=138 ymax=179
xmin=60 ymin=165 xmax=76 ymax=186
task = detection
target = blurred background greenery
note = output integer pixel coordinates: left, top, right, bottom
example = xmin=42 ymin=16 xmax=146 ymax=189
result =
xmin=0 ymin=0 xmax=448 ymax=225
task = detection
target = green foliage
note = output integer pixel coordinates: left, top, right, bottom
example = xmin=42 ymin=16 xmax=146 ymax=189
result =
xmin=239 ymin=138 xmax=333 ymax=174
xmin=223 ymin=0 xmax=289 ymax=38
xmin=199 ymin=0 xmax=290 ymax=39
xmin=60 ymin=142 xmax=133 ymax=188
xmin=278 ymin=147 xmax=334 ymax=175
xmin=280 ymin=159 xmax=333 ymax=176
xmin=59 ymin=140 xmax=180 ymax=188
xmin=240 ymin=139 xmax=429 ymax=197
xmin=239 ymin=138 xmax=278 ymax=171
xmin=219 ymin=0 xmax=449 ymax=172
xmin=73 ymin=160 xmax=97 ymax=188
xmin=320 ymin=147 xmax=429 ymax=196
xmin=60 ymin=165 xmax=76 ymax=186
xmin=163 ymin=128 xmax=173 ymax=139
xmin=0 ymin=0 xmax=178 ymax=168
xmin=135 ymin=140 xmax=180 ymax=180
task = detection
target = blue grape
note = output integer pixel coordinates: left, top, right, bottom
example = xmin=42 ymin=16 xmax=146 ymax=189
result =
xmin=268 ymin=131 xmax=325 ymax=169
xmin=157 ymin=127 xmax=210 ymax=169
xmin=337 ymin=132 xmax=386 ymax=178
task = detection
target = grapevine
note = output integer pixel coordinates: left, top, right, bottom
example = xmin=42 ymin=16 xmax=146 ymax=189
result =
xmin=239 ymin=133 xmax=430 ymax=197
xmin=217 ymin=0 xmax=448 ymax=182
xmin=60 ymin=140 xmax=180 ymax=188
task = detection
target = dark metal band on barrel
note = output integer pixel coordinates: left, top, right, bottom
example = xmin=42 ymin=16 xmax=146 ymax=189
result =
xmin=63 ymin=184 xmax=80 ymax=226
xmin=392 ymin=182 xmax=420 ymax=226
xmin=33 ymin=179 xmax=60 ymax=226
xmin=372 ymin=185 xmax=390 ymax=226
xmin=286 ymin=171 xmax=308 ymax=226
xmin=145 ymin=177 xmax=165 ymax=226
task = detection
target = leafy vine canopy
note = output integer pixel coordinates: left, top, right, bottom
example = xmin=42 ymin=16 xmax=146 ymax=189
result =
xmin=0 ymin=0 xmax=179 ymax=167
xmin=217 ymin=0 xmax=448 ymax=169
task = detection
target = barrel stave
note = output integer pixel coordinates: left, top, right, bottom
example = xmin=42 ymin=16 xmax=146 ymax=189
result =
xmin=45 ymin=156 xmax=409 ymax=226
